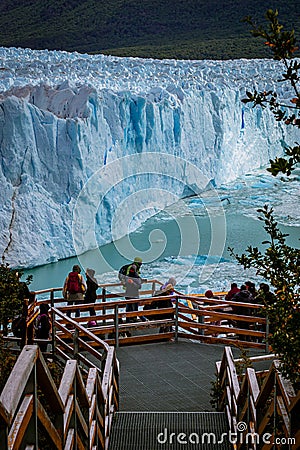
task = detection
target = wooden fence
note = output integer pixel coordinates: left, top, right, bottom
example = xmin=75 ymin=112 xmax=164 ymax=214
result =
xmin=9 ymin=279 xmax=268 ymax=352
xmin=0 ymin=324 xmax=119 ymax=448
xmin=216 ymin=346 xmax=300 ymax=449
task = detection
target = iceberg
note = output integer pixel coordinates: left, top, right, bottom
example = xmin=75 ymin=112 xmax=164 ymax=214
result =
xmin=0 ymin=47 xmax=297 ymax=268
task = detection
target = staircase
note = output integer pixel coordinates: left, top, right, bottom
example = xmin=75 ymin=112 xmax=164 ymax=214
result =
xmin=109 ymin=411 xmax=231 ymax=449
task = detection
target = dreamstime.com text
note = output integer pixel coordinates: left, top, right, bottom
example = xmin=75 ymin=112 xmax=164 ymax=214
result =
xmin=157 ymin=423 xmax=296 ymax=446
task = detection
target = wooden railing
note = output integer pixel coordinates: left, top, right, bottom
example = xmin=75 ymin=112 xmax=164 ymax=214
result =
xmin=216 ymin=346 xmax=300 ymax=449
xmin=48 ymin=294 xmax=268 ymax=350
xmin=0 ymin=320 xmax=119 ymax=448
xmin=5 ymin=280 xmax=269 ymax=351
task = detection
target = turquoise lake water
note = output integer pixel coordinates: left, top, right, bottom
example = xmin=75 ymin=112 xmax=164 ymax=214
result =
xmin=23 ymin=170 xmax=300 ymax=295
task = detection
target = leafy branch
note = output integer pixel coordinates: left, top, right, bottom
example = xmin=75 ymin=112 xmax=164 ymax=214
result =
xmin=229 ymin=205 xmax=300 ymax=386
xmin=0 ymin=264 xmax=32 ymax=329
xmin=242 ymin=9 xmax=300 ymax=176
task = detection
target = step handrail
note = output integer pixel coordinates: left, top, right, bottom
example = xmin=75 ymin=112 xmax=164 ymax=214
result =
xmin=216 ymin=346 xmax=300 ymax=449
xmin=0 ymin=337 xmax=119 ymax=449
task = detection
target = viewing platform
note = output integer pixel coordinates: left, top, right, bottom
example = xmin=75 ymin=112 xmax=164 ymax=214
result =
xmin=0 ymin=280 xmax=299 ymax=449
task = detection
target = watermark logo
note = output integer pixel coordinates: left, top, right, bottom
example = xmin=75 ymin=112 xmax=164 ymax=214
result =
xmin=157 ymin=421 xmax=296 ymax=446
xmin=72 ymin=153 xmax=226 ymax=281
xmin=236 ymin=421 xmax=247 ymax=433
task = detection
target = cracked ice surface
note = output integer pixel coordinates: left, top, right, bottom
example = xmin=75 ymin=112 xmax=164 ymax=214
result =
xmin=0 ymin=47 xmax=299 ymax=268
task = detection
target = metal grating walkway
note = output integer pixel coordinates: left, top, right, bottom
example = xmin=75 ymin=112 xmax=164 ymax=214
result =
xmin=116 ymin=341 xmax=226 ymax=412
xmin=115 ymin=340 xmax=267 ymax=412
xmin=109 ymin=411 xmax=231 ymax=449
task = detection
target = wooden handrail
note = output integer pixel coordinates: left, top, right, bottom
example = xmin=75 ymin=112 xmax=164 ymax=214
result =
xmin=32 ymin=279 xmax=160 ymax=297
xmin=0 ymin=342 xmax=119 ymax=449
xmin=216 ymin=346 xmax=300 ymax=449
xmin=52 ymin=307 xmax=110 ymax=354
xmin=7 ymin=284 xmax=265 ymax=352
xmin=51 ymin=294 xmax=267 ymax=350
xmin=5 ymin=284 xmax=269 ymax=353
xmin=0 ymin=346 xmax=39 ymax=423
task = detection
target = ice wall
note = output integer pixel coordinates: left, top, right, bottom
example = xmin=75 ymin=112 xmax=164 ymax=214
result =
xmin=0 ymin=47 xmax=297 ymax=267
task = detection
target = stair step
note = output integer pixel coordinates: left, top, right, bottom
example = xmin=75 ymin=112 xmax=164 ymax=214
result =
xmin=109 ymin=411 xmax=231 ymax=449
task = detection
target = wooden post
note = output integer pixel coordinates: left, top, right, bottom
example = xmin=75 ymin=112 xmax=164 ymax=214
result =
xmin=73 ymin=328 xmax=79 ymax=360
xmin=174 ymin=297 xmax=179 ymax=343
xmin=27 ymin=322 xmax=34 ymax=345
xmin=114 ymin=305 xmax=119 ymax=348
xmin=247 ymin=380 xmax=250 ymax=426
xmin=24 ymin=361 xmax=38 ymax=447
xmin=151 ymin=281 xmax=156 ymax=296
xmin=102 ymin=288 xmax=106 ymax=326
xmin=51 ymin=306 xmax=56 ymax=359
xmin=50 ymin=289 xmax=54 ymax=308
xmin=73 ymin=375 xmax=78 ymax=449
xmin=265 ymin=314 xmax=269 ymax=353
xmin=21 ymin=299 xmax=29 ymax=349
xmin=198 ymin=312 xmax=204 ymax=336
xmin=33 ymin=363 xmax=38 ymax=448
xmin=273 ymin=377 xmax=277 ymax=448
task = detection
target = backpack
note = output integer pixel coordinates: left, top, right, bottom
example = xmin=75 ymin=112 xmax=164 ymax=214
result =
xmin=36 ymin=314 xmax=51 ymax=338
xmin=67 ymin=272 xmax=82 ymax=294
xmin=118 ymin=264 xmax=130 ymax=282
xmin=12 ymin=315 xmax=25 ymax=338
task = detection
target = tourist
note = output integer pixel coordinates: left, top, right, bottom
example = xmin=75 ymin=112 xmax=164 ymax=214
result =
xmin=232 ymin=285 xmax=254 ymax=340
xmin=204 ymin=289 xmax=223 ymax=330
xmin=254 ymin=283 xmax=276 ymax=333
xmin=245 ymin=280 xmax=257 ymax=297
xmin=35 ymin=303 xmax=51 ymax=352
xmin=118 ymin=256 xmax=143 ymax=285
xmin=205 ymin=289 xmax=221 ymax=300
xmin=124 ymin=264 xmax=142 ymax=324
xmin=152 ymin=279 xmax=176 ymax=333
xmin=63 ymin=265 xmax=86 ymax=318
xmin=85 ymin=268 xmax=98 ymax=319
xmin=225 ymin=283 xmax=240 ymax=301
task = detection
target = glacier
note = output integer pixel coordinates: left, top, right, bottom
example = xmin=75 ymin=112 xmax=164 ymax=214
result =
xmin=0 ymin=46 xmax=298 ymax=268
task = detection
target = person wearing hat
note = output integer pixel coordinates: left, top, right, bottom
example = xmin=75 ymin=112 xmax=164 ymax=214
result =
xmin=152 ymin=277 xmax=176 ymax=333
xmin=204 ymin=289 xmax=223 ymax=331
xmin=152 ymin=277 xmax=176 ymax=297
xmin=85 ymin=268 xmax=98 ymax=319
xmin=118 ymin=257 xmax=143 ymax=285
xmin=133 ymin=256 xmax=143 ymax=269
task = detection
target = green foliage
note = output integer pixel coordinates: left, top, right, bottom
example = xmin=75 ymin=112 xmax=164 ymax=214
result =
xmin=0 ymin=336 xmax=17 ymax=392
xmin=210 ymin=374 xmax=222 ymax=410
xmin=234 ymin=344 xmax=253 ymax=378
xmin=235 ymin=13 xmax=300 ymax=387
xmin=244 ymin=9 xmax=299 ymax=60
xmin=0 ymin=0 xmax=299 ymax=59
xmin=229 ymin=205 xmax=300 ymax=387
xmin=242 ymin=9 xmax=300 ymax=176
xmin=213 ymin=7 xmax=300 ymax=391
xmin=0 ymin=264 xmax=32 ymax=328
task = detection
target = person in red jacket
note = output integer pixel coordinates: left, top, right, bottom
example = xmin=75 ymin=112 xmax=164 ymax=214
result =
xmin=225 ymin=283 xmax=240 ymax=301
xmin=63 ymin=265 xmax=86 ymax=318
